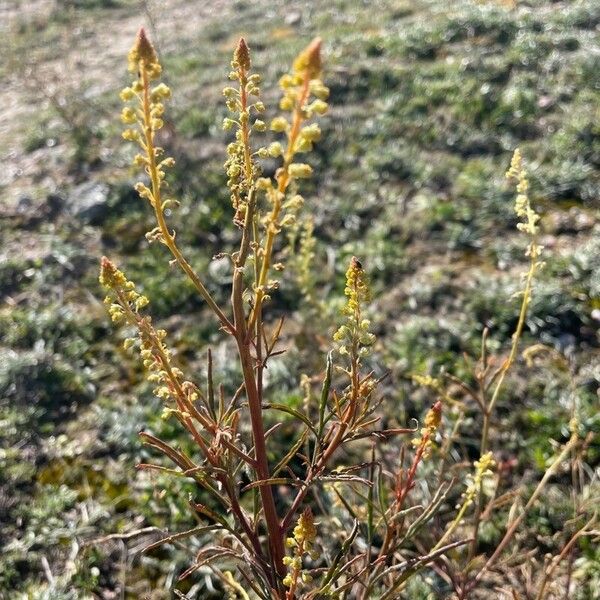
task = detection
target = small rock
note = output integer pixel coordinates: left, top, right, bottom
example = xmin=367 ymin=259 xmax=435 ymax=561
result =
xmin=544 ymin=207 xmax=595 ymax=235
xmin=17 ymin=195 xmax=33 ymax=214
xmin=8 ymin=193 xmax=64 ymax=228
xmin=285 ymin=11 xmax=301 ymax=25
xmin=70 ymin=181 xmax=110 ymax=225
xmin=556 ymin=333 xmax=576 ymax=353
xmin=46 ymin=193 xmax=64 ymax=216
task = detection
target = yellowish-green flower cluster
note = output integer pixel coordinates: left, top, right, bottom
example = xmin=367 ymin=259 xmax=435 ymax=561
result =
xmin=432 ymin=450 xmax=496 ymax=555
xmin=99 ymin=257 xmax=196 ymax=410
xmin=342 ymin=257 xmax=371 ymax=317
xmin=127 ymin=27 xmax=160 ymax=78
xmin=283 ymin=508 xmax=318 ymax=590
xmin=138 ymin=326 xmax=179 ymax=403
xmin=120 ymin=28 xmax=174 ymax=210
xmin=283 ymin=38 xmax=328 ymax=114
xmin=411 ymin=400 xmax=442 ymax=456
xmin=411 ymin=373 xmax=442 ymax=393
xmin=249 ymin=38 xmax=329 ymax=312
xmin=291 ymin=507 xmax=317 ymax=547
xmin=333 ymin=257 xmax=375 ymax=357
xmin=99 ymin=256 xmax=149 ymax=323
xmin=506 ymin=148 xmax=542 ymax=260
xmin=296 ymin=216 xmax=317 ymax=305
xmin=223 ymin=38 xmax=265 ymax=221
xmin=288 ymin=162 xmax=313 ymax=178
xmin=462 ymin=451 xmax=496 ymax=508
xmin=272 ymin=37 xmax=328 ymax=180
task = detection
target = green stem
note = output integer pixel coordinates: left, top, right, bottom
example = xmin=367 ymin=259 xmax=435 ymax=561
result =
xmin=469 ymin=255 xmax=537 ymax=562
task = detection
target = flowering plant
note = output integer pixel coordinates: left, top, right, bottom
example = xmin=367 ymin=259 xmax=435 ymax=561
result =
xmin=99 ymin=29 xmax=592 ymax=599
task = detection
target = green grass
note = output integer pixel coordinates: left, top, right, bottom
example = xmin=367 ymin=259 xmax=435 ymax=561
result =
xmin=1 ymin=0 xmax=599 ymax=596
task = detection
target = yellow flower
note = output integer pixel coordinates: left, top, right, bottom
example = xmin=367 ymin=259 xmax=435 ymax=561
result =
xmin=463 ymin=451 xmax=496 ymax=506
xmin=411 ymin=401 xmax=442 ymax=455
xmin=293 ymin=507 xmax=317 ymax=545
xmin=506 ymin=148 xmax=541 ymax=240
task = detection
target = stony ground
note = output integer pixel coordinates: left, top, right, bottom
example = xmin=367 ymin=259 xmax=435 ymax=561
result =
xmin=1 ymin=0 xmax=599 ymax=598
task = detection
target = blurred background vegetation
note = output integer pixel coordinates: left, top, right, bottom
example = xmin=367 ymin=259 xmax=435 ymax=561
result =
xmin=1 ymin=0 xmax=599 ymax=597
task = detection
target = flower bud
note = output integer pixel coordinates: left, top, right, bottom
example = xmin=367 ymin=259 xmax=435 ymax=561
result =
xmin=119 ymin=87 xmax=135 ymax=102
xmin=128 ymin=28 xmax=159 ymax=73
xmin=222 ymin=118 xmax=236 ymax=131
xmin=293 ymin=37 xmax=322 ymax=79
xmin=121 ymin=107 xmax=136 ymax=124
xmin=227 ymin=164 xmax=241 ymax=178
xmin=310 ymin=80 xmax=330 ymax=99
xmin=279 ymin=74 xmax=295 ymax=89
xmin=310 ymin=99 xmax=329 ymax=115
xmin=270 ymin=116 xmax=289 ymax=132
xmin=151 ymin=83 xmax=171 ymax=101
xmin=122 ymin=129 xmax=139 ymax=141
xmin=268 ymin=142 xmax=283 ymax=157
xmin=295 ymin=137 xmax=313 ymax=153
xmin=288 ymin=163 xmax=313 ymax=179
xmin=234 ymin=37 xmax=251 ymax=71
xmin=256 ymin=177 xmax=272 ymax=190
xmin=279 ymin=96 xmax=294 ymax=111
xmin=301 ymin=123 xmax=321 ymax=142
xmin=284 ymin=194 xmax=304 ymax=210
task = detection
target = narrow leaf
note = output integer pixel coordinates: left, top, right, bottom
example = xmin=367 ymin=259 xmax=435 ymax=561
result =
xmin=242 ymin=477 xmax=297 ymax=492
xmin=318 ymin=351 xmax=333 ymax=437
xmin=263 ymin=403 xmax=319 ymax=437
xmin=273 ymin=428 xmax=308 ymax=476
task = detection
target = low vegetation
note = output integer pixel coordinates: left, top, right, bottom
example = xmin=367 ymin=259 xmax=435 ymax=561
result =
xmin=1 ymin=1 xmax=598 ymax=598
